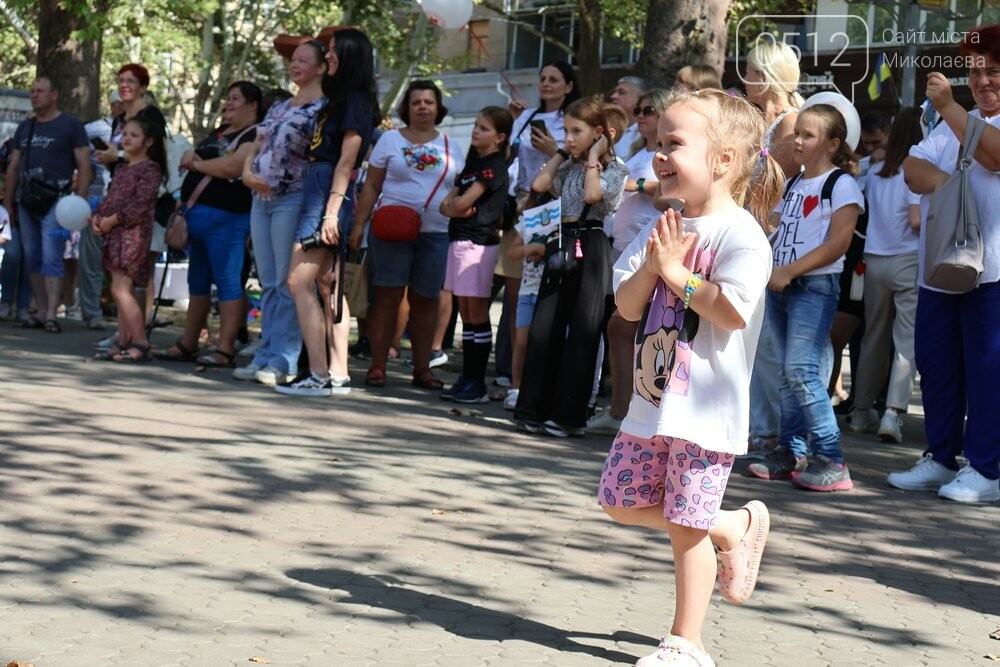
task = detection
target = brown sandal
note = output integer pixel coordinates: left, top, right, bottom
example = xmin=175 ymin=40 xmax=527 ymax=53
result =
xmin=411 ymin=367 xmax=444 ymax=390
xmin=365 ymin=364 xmax=386 ymax=387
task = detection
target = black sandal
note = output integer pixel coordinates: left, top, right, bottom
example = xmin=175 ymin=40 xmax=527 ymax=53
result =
xmin=43 ymin=319 xmax=61 ymax=333
xmin=195 ymin=349 xmax=236 ymax=368
xmin=15 ymin=317 xmax=44 ymax=329
xmin=154 ymin=339 xmax=199 ymax=362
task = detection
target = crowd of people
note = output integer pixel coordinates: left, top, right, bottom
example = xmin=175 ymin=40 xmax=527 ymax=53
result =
xmin=3 ymin=22 xmax=1000 ymax=667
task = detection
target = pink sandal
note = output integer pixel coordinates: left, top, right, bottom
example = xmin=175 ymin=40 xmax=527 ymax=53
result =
xmin=716 ymin=500 xmax=770 ymax=606
xmin=635 ymin=635 xmax=716 ymax=667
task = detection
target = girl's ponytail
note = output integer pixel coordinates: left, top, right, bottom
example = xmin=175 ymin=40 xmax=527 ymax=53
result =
xmin=746 ymin=152 xmax=785 ymax=231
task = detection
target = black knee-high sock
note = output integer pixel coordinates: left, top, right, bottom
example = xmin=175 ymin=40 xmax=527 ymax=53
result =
xmin=472 ymin=321 xmax=492 ymax=384
xmin=461 ymin=327 xmax=475 ymax=380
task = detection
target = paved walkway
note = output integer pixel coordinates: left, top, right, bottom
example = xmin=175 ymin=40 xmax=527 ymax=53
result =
xmin=1 ymin=321 xmax=998 ymax=666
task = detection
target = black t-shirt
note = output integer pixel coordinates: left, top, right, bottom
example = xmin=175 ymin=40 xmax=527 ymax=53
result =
xmin=447 ymin=151 xmax=508 ymax=245
xmin=307 ymin=91 xmax=376 ymax=166
xmin=12 ymin=112 xmax=89 ymax=183
xmin=111 ymin=105 xmax=167 ymax=139
xmin=179 ymin=124 xmax=257 ymax=213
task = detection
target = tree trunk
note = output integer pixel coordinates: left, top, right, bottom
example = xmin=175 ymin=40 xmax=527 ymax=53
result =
xmin=576 ymin=0 xmax=602 ymax=97
xmin=36 ymin=0 xmax=107 ymax=120
xmin=637 ymin=0 xmax=731 ymax=89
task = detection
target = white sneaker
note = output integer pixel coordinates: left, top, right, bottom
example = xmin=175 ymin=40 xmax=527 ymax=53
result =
xmin=429 ymin=349 xmax=448 ymax=368
xmin=232 ymin=363 xmax=262 ymax=381
xmin=503 ymin=388 xmax=519 ymax=411
xmin=254 ymin=366 xmax=287 ymax=386
xmin=238 ymin=339 xmax=262 ymax=359
xmin=543 ymin=419 xmax=585 ymax=438
xmin=275 ymin=372 xmax=332 ymax=397
xmin=329 ymin=374 xmax=352 ymax=396
xmin=586 ymin=411 xmax=623 ymax=436
xmin=937 ymin=465 xmax=1000 ymax=503
xmin=878 ymin=411 xmax=903 ymax=444
xmin=887 ymin=454 xmax=957 ymax=492
xmin=848 ymin=407 xmax=880 ymax=434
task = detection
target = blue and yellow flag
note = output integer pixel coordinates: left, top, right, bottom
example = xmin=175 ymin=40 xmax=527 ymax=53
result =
xmin=868 ymin=53 xmax=892 ymax=100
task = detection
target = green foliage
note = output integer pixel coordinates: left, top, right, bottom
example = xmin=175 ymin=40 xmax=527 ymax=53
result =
xmin=727 ymin=0 xmax=814 ymax=55
xmin=601 ymin=0 xmax=647 ymax=48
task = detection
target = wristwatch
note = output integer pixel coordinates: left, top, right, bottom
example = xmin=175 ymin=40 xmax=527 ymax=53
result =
xmin=117 ymin=149 xmax=125 ymax=161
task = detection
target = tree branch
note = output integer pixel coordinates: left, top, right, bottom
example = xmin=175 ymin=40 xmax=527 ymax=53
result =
xmin=479 ymin=0 xmax=574 ymax=57
xmin=0 ymin=0 xmax=38 ymax=54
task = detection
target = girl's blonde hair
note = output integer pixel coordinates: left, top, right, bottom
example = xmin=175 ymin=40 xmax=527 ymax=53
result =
xmin=799 ymin=104 xmax=860 ymax=175
xmin=675 ymin=65 xmax=722 ymax=91
xmin=664 ymin=88 xmax=785 ymax=227
xmin=746 ymin=41 xmax=805 ymax=108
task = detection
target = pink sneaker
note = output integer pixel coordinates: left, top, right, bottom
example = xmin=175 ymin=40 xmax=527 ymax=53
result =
xmin=635 ymin=635 xmax=715 ymax=666
xmin=715 ymin=500 xmax=770 ymax=605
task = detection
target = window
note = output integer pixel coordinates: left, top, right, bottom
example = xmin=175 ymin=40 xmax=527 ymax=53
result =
xmin=466 ymin=20 xmax=491 ymax=70
xmin=507 ymin=7 xmax=639 ymax=69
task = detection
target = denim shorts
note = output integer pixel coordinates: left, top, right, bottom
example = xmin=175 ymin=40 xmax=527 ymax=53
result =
xmin=295 ymin=161 xmax=355 ymax=243
xmin=370 ymin=231 xmax=449 ymax=299
xmin=515 ymin=291 xmax=538 ymax=329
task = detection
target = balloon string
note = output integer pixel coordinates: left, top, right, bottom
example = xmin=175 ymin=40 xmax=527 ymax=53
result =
xmin=465 ymin=25 xmax=523 ymax=101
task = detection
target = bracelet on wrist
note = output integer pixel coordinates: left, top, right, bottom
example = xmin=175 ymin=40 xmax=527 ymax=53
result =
xmin=583 ymin=160 xmax=603 ymax=172
xmin=683 ymin=272 xmax=703 ymax=309
xmin=329 ymin=191 xmax=346 ymax=199
xmin=556 ymin=149 xmax=570 ymax=160
xmin=636 ymin=178 xmax=646 ymax=194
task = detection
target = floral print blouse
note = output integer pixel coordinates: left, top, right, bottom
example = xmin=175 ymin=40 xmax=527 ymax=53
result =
xmin=251 ymin=97 xmax=325 ymax=197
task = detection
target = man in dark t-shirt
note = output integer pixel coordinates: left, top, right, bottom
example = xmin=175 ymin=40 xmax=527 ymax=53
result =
xmin=3 ymin=77 xmax=91 ymax=329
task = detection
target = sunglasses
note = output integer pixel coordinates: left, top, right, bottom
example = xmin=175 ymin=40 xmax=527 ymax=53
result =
xmin=634 ymin=105 xmax=658 ymax=117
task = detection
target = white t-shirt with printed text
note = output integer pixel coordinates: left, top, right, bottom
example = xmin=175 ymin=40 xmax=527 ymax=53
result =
xmin=613 ymin=208 xmax=773 ymax=454
xmin=368 ymin=129 xmax=464 ymax=234
xmin=771 ymin=167 xmax=865 ymax=274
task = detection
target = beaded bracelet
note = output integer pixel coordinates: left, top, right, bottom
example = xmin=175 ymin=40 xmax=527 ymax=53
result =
xmin=583 ymin=161 xmax=603 ymax=172
xmin=684 ymin=272 xmax=703 ymax=309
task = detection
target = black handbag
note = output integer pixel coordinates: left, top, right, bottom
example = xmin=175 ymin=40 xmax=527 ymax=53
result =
xmin=16 ymin=119 xmax=68 ymax=215
xmin=544 ymin=203 xmax=591 ymax=277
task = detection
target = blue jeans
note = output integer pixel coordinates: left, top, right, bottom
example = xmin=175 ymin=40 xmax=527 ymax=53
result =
xmin=249 ymin=191 xmax=303 ymax=374
xmin=916 ymin=282 xmax=1000 ymax=479
xmin=767 ymin=273 xmax=843 ymax=462
xmin=0 ymin=222 xmax=32 ymax=309
xmin=749 ymin=314 xmax=781 ymax=438
xmin=186 ymin=204 xmax=251 ymax=301
xmin=18 ymin=204 xmax=65 ymax=277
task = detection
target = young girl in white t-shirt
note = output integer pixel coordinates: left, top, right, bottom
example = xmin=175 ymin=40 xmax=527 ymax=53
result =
xmin=600 ymin=89 xmax=782 ymax=667
xmin=747 ymin=103 xmax=864 ymax=491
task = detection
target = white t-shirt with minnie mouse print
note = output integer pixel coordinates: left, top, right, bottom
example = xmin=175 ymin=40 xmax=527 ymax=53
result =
xmin=612 ymin=208 xmax=773 ymax=455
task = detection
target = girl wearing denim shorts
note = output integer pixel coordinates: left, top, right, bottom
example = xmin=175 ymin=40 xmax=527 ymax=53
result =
xmin=601 ymin=90 xmax=783 ymax=667
xmin=438 ymin=106 xmax=512 ymax=403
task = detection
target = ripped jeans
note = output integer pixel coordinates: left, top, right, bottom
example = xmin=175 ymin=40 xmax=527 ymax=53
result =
xmin=766 ymin=273 xmax=843 ymax=463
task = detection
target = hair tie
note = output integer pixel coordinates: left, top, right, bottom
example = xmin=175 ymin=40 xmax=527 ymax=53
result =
xmin=759 ymin=147 xmax=769 ymax=158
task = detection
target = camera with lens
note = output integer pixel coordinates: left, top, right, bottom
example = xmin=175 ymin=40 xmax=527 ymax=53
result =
xmin=299 ymin=231 xmax=337 ymax=251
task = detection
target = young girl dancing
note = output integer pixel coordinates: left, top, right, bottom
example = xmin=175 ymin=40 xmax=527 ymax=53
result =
xmin=513 ymin=97 xmax=627 ymax=437
xmin=439 ymin=106 xmax=512 ymax=403
xmin=747 ymin=103 xmax=863 ymax=491
xmin=91 ymin=117 xmax=166 ymax=362
xmin=600 ymin=89 xmax=783 ymax=666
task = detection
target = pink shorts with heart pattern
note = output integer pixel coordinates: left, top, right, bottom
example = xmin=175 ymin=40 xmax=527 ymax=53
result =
xmin=597 ymin=431 xmax=735 ymax=530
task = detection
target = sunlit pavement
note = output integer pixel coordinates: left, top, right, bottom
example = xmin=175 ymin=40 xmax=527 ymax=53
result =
xmin=1 ymin=320 xmax=997 ymax=666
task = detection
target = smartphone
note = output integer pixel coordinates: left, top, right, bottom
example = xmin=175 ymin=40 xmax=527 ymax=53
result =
xmin=529 ymin=119 xmax=547 ymax=134
xmin=90 ymin=137 xmax=109 ymax=150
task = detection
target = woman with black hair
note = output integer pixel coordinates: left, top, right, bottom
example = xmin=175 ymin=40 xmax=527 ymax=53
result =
xmin=278 ymin=28 xmax=380 ymax=396
xmin=154 ymin=81 xmax=263 ymax=367
xmin=507 ymin=60 xmax=581 ymax=201
xmin=349 ymin=80 xmax=464 ymax=390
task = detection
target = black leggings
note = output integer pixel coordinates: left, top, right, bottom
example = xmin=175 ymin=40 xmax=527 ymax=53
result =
xmin=514 ymin=227 xmax=612 ymax=429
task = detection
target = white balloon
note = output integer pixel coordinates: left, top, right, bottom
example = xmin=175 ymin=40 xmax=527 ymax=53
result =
xmin=55 ymin=194 xmax=92 ymax=231
xmin=800 ymin=92 xmax=861 ymax=152
xmin=420 ymin=0 xmax=473 ymax=29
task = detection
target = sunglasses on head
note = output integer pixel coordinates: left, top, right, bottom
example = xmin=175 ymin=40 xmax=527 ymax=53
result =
xmin=634 ymin=105 xmax=658 ymax=117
